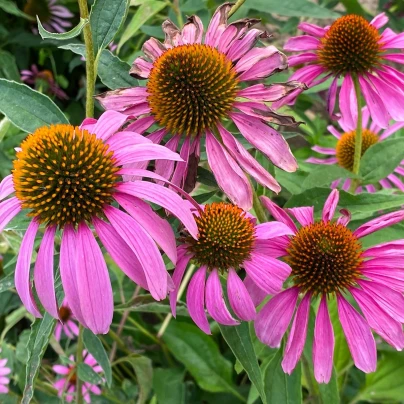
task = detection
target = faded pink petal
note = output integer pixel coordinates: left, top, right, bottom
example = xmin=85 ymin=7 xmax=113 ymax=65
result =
xmin=284 ymin=35 xmax=320 ymax=51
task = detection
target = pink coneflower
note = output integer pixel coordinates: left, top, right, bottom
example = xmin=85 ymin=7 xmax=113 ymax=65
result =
xmin=0 ymin=352 xmax=11 ymax=394
xmin=0 ymin=110 xmax=198 ymax=334
xmin=21 ymin=65 xmax=69 ymax=100
xmin=96 ymin=3 xmax=303 ymax=210
xmin=307 ymin=107 xmax=404 ymax=192
xmin=277 ymin=13 xmax=404 ymax=128
xmin=255 ymin=190 xmax=404 ymax=383
xmin=24 ymin=0 xmax=73 ymax=33
xmin=53 ymin=351 xmax=102 ymax=402
xmin=54 ymin=301 xmax=79 ymax=341
xmin=170 ymin=202 xmax=293 ymax=334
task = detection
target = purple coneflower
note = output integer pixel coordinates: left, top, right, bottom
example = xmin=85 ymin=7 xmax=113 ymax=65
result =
xmin=54 ymin=300 xmax=79 ymax=341
xmin=0 ymin=352 xmax=10 ymax=394
xmin=277 ymin=13 xmax=404 ymax=128
xmin=96 ymin=3 xmax=304 ymax=210
xmin=53 ymin=351 xmax=102 ymax=402
xmin=0 ymin=111 xmax=198 ymax=334
xmin=21 ymin=65 xmax=69 ymax=100
xmin=170 ymin=202 xmax=293 ymax=334
xmin=307 ymin=106 xmax=404 ymax=192
xmin=255 ymin=189 xmax=404 ymax=383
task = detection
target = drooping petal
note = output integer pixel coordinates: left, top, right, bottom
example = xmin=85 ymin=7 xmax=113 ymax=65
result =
xmin=327 ymin=77 xmax=338 ymax=118
xmin=0 ymin=175 xmax=14 ymax=200
xmin=0 ymin=197 xmax=21 ymax=232
xmin=255 ymin=221 xmax=296 ymax=239
xmin=288 ymin=207 xmax=314 ymax=227
xmin=227 ymin=29 xmax=267 ymax=62
xmin=284 ymin=35 xmax=320 ymax=51
xmin=182 ymin=15 xmax=203 ymax=44
xmin=14 ymin=220 xmax=41 ymax=317
xmin=205 ymin=3 xmax=232 ymax=47
xmin=260 ymin=196 xmax=298 ymax=232
xmin=322 ymin=189 xmax=339 ymax=222
xmin=337 ymin=295 xmax=376 ymax=373
xmin=353 ymin=210 xmax=404 ymax=238
xmin=339 ymin=75 xmax=357 ymax=131
xmin=95 ymin=87 xmax=148 ymax=112
xmin=34 ymin=225 xmax=58 ymax=319
xmin=244 ymin=275 xmax=267 ymax=306
xmin=298 ymin=22 xmax=327 ymax=37
xmin=255 ymin=287 xmax=299 ymax=347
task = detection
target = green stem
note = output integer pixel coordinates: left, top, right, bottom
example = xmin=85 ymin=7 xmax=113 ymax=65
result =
xmin=76 ymin=325 xmax=84 ymax=404
xmin=171 ymin=0 xmax=184 ymax=27
xmin=228 ymin=0 xmax=246 ymax=17
xmin=349 ymin=74 xmax=363 ymax=193
xmin=252 ymin=186 xmax=267 ymax=224
xmin=78 ymin=0 xmax=96 ymax=118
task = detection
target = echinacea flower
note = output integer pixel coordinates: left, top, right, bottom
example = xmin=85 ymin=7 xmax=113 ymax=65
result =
xmin=255 ymin=190 xmax=404 ymax=383
xmin=0 ymin=110 xmax=198 ymax=334
xmin=0 ymin=352 xmax=11 ymax=394
xmin=54 ymin=300 xmax=79 ymax=341
xmin=24 ymin=0 xmax=73 ymax=33
xmin=21 ymin=65 xmax=69 ymax=100
xmin=278 ymin=13 xmax=404 ymax=128
xmin=96 ymin=3 xmax=303 ymax=210
xmin=170 ymin=202 xmax=293 ymax=334
xmin=308 ymin=106 xmax=404 ymax=192
xmin=53 ymin=351 xmax=102 ymax=403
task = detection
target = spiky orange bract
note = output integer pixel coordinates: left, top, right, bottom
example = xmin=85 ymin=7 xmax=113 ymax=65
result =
xmin=24 ymin=0 xmax=51 ymax=22
xmin=187 ymin=203 xmax=255 ymax=271
xmin=147 ymin=44 xmax=239 ymax=136
xmin=336 ymin=128 xmax=378 ymax=171
xmin=13 ymin=124 xmax=119 ymax=228
xmin=286 ymin=221 xmax=363 ymax=295
xmin=318 ymin=15 xmax=382 ymax=74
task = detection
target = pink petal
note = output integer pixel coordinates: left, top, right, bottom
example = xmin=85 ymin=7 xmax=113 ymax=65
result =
xmin=235 ymin=46 xmax=278 ymax=74
xmin=255 ymin=287 xmax=299 ymax=347
xmin=0 ymin=175 xmax=14 ymax=200
xmin=260 ymin=195 xmax=297 ymax=232
xmin=379 ymin=121 xmax=404 ymax=141
xmin=353 ymin=210 xmax=404 ymax=238
xmin=254 ymin=221 xmax=295 ymax=239
xmin=227 ymin=29 xmax=266 ymax=62
xmin=284 ymin=35 xmax=320 ymax=51
xmin=142 ymin=37 xmax=166 ymax=61
xmin=205 ymin=269 xmax=238 ymax=326
xmin=155 ymin=135 xmax=180 ymax=183
xmin=182 ymin=15 xmax=203 ymax=44
xmin=339 ymin=75 xmax=357 ymax=132
xmin=205 ymin=3 xmax=232 ymax=47
xmin=130 ymin=57 xmax=153 ymax=79
xmin=363 ymin=240 xmax=404 ymax=257
xmin=361 ymin=269 xmax=404 ymax=292
xmin=311 ymin=146 xmax=337 ymax=155
xmin=298 ymin=22 xmax=327 ymax=37
xmin=34 ymin=225 xmax=58 ymax=318
xmin=327 ymin=76 xmax=338 ymax=118
xmin=15 ymin=220 xmax=41 ymax=317
xmin=0 ymin=197 xmax=21 ymax=232
xmin=85 ymin=111 xmax=127 ymax=141
xmin=114 ymin=143 xmax=182 ymax=165
xmin=288 ymin=53 xmax=318 ymax=67
xmin=187 ymin=266 xmax=210 ymax=334
xmin=337 ymin=295 xmax=376 ymax=373
xmin=288 ymin=207 xmax=314 ymax=227
xmin=322 ymin=189 xmax=339 ymax=222
xmin=244 ymin=275 xmax=267 ymax=307
xmin=107 ymin=131 xmax=152 ymax=153
xmin=370 ymin=13 xmax=388 ymax=29
xmin=170 ymin=136 xmax=191 ymax=188
xmin=313 ymin=296 xmax=334 ymax=383
xmin=53 ymin=365 xmax=70 ymax=375
xmin=95 ymin=87 xmax=148 ymax=112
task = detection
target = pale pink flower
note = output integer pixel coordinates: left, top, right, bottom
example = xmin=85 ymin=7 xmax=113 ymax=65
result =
xmin=0 ymin=352 xmax=11 ymax=395
xmin=0 ymin=111 xmax=198 ymax=334
xmin=54 ymin=300 xmax=79 ymax=340
xmin=96 ymin=4 xmax=303 ymax=210
xmin=255 ymin=189 xmax=404 ymax=383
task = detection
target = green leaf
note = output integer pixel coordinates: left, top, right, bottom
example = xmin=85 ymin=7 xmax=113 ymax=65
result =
xmin=0 ymin=272 xmax=14 ymax=294
xmin=318 ymin=369 xmax=339 ymax=404
xmin=0 ymin=50 xmax=20 ymax=82
xmin=303 ymin=165 xmax=356 ymax=189
xmin=163 ymin=322 xmax=242 ymax=399
xmin=83 ymin=328 xmax=112 ymax=387
xmin=118 ymin=0 xmax=167 ymax=50
xmin=77 ymin=363 xmax=104 ymax=385
xmin=248 ymin=0 xmax=339 ymax=18
xmin=359 ymin=138 xmax=404 ymax=184
xmin=339 ymin=0 xmax=367 ymax=16
xmin=153 ymin=368 xmax=185 ymax=404
xmin=0 ymin=0 xmax=34 ymax=20
xmin=360 ymin=351 xmax=404 ymax=402
xmin=275 ymin=168 xmax=307 ymax=195
xmin=264 ymin=347 xmax=302 ymax=403
xmin=91 ymin=0 xmax=129 ymax=52
xmin=22 ymin=314 xmax=56 ymax=404
xmin=59 ymin=43 xmax=87 ymax=57
xmin=0 ymin=79 xmax=68 ymax=133
xmin=219 ymin=322 xmax=266 ymax=403
xmin=37 ymin=17 xmax=88 ymax=40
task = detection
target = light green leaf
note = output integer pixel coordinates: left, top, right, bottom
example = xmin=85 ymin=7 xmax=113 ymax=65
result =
xmin=219 ymin=322 xmax=266 ymax=403
xmin=0 ymin=272 xmax=14 ymax=294
xmin=275 ymin=168 xmax=308 ymax=195
xmin=118 ymin=0 xmax=166 ymax=51
xmin=248 ymin=0 xmax=339 ymax=18
xmin=59 ymin=43 xmax=86 ymax=57
xmin=153 ymin=368 xmax=185 ymax=404
xmin=0 ymin=79 xmax=68 ymax=133
xmin=339 ymin=0 xmax=366 ymax=16
xmin=77 ymin=363 xmax=104 ymax=385
xmin=91 ymin=0 xmax=129 ymax=51
xmin=22 ymin=314 xmax=56 ymax=404
xmin=359 ymin=138 xmax=404 ymax=185
xmin=0 ymin=0 xmax=34 ymax=20
xmin=0 ymin=50 xmax=20 ymax=82
xmin=37 ymin=17 xmax=88 ymax=40
xmin=303 ymin=165 xmax=356 ymax=189
xmin=318 ymin=369 xmax=339 ymax=404
xmin=83 ymin=328 xmax=112 ymax=387
xmin=163 ymin=322 xmax=242 ymax=399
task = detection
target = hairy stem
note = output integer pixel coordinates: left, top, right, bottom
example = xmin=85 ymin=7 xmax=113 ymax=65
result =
xmin=76 ymin=325 xmax=84 ymax=404
xmin=252 ymin=185 xmax=267 ymax=224
xmin=228 ymin=0 xmax=246 ymax=17
xmin=78 ymin=0 xmax=96 ymax=118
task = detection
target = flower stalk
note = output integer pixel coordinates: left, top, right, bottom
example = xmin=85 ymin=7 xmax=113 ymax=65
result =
xmin=228 ymin=0 xmax=246 ymax=17
xmin=76 ymin=324 xmax=84 ymax=404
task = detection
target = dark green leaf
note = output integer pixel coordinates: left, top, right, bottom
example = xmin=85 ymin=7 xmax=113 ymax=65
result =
xmin=0 ymin=0 xmax=34 ymax=20
xmin=339 ymin=0 xmax=367 ymax=16
xmin=303 ymin=165 xmax=356 ymax=189
xmin=83 ymin=328 xmax=112 ymax=387
xmin=0 ymin=50 xmax=20 ymax=82
xmin=22 ymin=314 xmax=56 ymax=404
xmin=37 ymin=17 xmax=88 ymax=40
xmin=0 ymin=79 xmax=68 ymax=133
xmin=275 ymin=168 xmax=308 ymax=195
xmin=219 ymin=322 xmax=266 ymax=403
xmin=91 ymin=0 xmax=129 ymax=51
xmin=153 ymin=368 xmax=185 ymax=404
xmin=318 ymin=369 xmax=339 ymax=404
xmin=77 ymin=363 xmax=104 ymax=385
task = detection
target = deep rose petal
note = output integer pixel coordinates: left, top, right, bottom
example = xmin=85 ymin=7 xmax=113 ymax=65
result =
xmin=353 ymin=210 xmax=404 ymax=238
xmin=339 ymin=75 xmax=357 ymax=131
xmin=254 ymin=221 xmax=296 ymax=239
xmin=260 ymin=195 xmax=297 ymax=232
xmin=85 ymin=111 xmax=127 ymax=141
xmin=322 ymin=189 xmax=339 ymax=222
xmin=244 ymin=275 xmax=267 ymax=306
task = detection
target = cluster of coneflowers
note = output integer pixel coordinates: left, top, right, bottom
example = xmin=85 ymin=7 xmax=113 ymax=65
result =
xmin=3 ymin=2 xmax=404 ymax=391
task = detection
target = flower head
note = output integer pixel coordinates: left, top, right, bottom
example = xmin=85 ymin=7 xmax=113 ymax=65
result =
xmin=53 ymin=351 xmax=102 ymax=403
xmin=24 ymin=0 xmax=73 ymax=33
xmin=0 ymin=352 xmax=11 ymax=395
xmin=307 ymin=106 xmax=404 ymax=192
xmin=170 ymin=202 xmax=293 ymax=334
xmin=279 ymin=13 xmax=404 ymax=128
xmin=0 ymin=111 xmax=198 ymax=334
xmin=96 ymin=4 xmax=304 ymax=210
xmin=255 ymin=190 xmax=404 ymax=383
xmin=54 ymin=300 xmax=79 ymax=341
xmin=21 ymin=65 xmax=68 ymax=100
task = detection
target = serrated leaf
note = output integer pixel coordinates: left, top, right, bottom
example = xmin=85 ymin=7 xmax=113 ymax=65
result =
xmin=219 ymin=322 xmax=266 ymax=403
xmin=0 ymin=50 xmax=20 ymax=82
xmin=91 ymin=0 xmax=129 ymax=51
xmin=77 ymin=363 xmax=104 ymax=385
xmin=118 ymin=0 xmax=166 ymax=51
xmin=0 ymin=0 xmax=34 ymax=20
xmin=22 ymin=314 xmax=56 ymax=404
xmin=37 ymin=17 xmax=88 ymax=40
xmin=0 ymin=79 xmax=68 ymax=133
xmin=83 ymin=328 xmax=112 ymax=387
